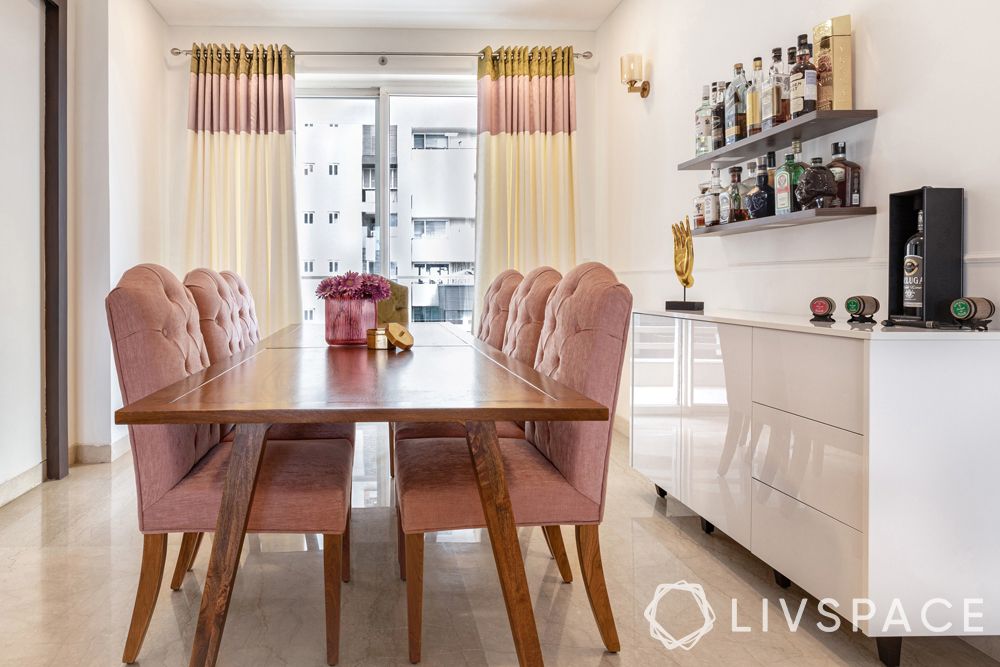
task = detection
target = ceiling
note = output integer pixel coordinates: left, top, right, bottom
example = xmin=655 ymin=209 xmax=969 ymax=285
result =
xmin=148 ymin=0 xmax=622 ymax=30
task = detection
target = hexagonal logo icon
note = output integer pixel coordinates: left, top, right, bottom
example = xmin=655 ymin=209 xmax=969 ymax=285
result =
xmin=643 ymin=581 xmax=716 ymax=651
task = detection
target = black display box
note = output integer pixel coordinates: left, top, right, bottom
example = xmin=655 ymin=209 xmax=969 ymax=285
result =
xmin=887 ymin=187 xmax=964 ymax=327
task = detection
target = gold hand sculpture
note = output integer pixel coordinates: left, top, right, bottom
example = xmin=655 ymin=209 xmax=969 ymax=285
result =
xmin=672 ymin=216 xmax=695 ymax=289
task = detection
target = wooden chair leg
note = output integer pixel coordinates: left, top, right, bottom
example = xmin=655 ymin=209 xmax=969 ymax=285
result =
xmin=342 ymin=508 xmax=351 ymax=583
xmin=189 ymin=532 xmax=204 ymax=570
xmin=324 ymin=534 xmax=343 ymax=666
xmin=397 ymin=508 xmax=406 ymax=581
xmin=122 ymin=533 xmax=168 ymax=664
xmin=404 ymin=533 xmax=424 ymax=664
xmin=170 ymin=532 xmax=202 ymax=591
xmin=575 ymin=525 xmax=620 ymax=652
xmin=389 ymin=422 xmax=396 ymax=478
xmin=542 ymin=526 xmax=573 ymax=583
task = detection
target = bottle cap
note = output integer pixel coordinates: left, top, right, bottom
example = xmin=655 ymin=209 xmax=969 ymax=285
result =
xmin=729 ymin=165 xmax=743 ymax=175
xmin=831 ymin=141 xmax=846 ymax=155
xmin=753 ymin=57 xmax=763 ymax=67
xmin=734 ymin=63 xmax=743 ymax=70
xmin=797 ymin=34 xmax=808 ymax=47
xmin=772 ymin=47 xmax=782 ymax=58
xmin=792 ymin=139 xmax=802 ymax=152
xmin=787 ymin=47 xmax=797 ymax=60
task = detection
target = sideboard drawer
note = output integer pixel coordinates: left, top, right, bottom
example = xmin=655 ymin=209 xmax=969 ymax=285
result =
xmin=752 ymin=328 xmax=865 ymax=434
xmin=751 ymin=404 xmax=865 ymax=530
xmin=751 ymin=479 xmax=863 ymax=613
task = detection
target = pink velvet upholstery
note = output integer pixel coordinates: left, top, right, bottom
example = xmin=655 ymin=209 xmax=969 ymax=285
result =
xmin=184 ymin=268 xmax=248 ymax=361
xmin=501 ymin=266 xmax=562 ymax=366
xmin=394 ymin=421 xmax=525 ymax=442
xmin=219 ymin=270 xmax=261 ymax=347
xmin=107 ymin=264 xmax=354 ymax=534
xmin=477 ymin=269 xmax=523 ymax=348
xmin=395 ymin=262 xmax=632 ymax=532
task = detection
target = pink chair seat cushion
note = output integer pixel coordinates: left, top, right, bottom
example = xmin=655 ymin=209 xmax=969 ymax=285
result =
xmin=143 ymin=439 xmax=353 ymax=534
xmin=222 ymin=423 xmax=356 ymax=443
xmin=394 ymin=437 xmax=599 ymax=534
xmin=394 ymin=420 xmax=525 ymax=441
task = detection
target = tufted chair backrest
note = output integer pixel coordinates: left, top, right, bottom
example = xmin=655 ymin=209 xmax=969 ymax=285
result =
xmin=184 ymin=268 xmax=247 ymax=363
xmin=219 ymin=270 xmax=261 ymax=348
xmin=501 ymin=266 xmax=562 ymax=366
xmin=525 ymin=262 xmax=632 ymax=514
xmin=106 ymin=264 xmax=221 ymax=530
xmin=477 ymin=269 xmax=523 ymax=349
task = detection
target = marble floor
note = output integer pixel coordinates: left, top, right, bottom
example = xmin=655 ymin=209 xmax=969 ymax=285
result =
xmin=0 ymin=424 xmax=995 ymax=666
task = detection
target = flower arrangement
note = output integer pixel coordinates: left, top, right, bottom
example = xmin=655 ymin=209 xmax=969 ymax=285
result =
xmin=315 ymin=271 xmax=392 ymax=301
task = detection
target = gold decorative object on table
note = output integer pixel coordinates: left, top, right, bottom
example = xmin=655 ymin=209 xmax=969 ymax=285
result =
xmin=665 ymin=216 xmax=705 ymax=312
xmin=367 ymin=327 xmax=390 ymax=350
xmin=386 ymin=322 xmax=414 ymax=351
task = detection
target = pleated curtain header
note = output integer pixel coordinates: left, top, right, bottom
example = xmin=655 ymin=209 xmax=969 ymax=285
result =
xmin=476 ymin=46 xmax=577 ymax=136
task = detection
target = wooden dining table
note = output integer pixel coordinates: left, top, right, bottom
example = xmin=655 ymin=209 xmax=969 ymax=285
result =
xmin=115 ymin=321 xmax=609 ymax=667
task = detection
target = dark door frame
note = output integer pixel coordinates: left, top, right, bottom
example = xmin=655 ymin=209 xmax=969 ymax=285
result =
xmin=43 ymin=0 xmax=68 ymax=479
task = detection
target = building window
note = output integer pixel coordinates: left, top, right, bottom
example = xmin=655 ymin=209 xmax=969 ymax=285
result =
xmin=413 ymin=132 xmax=448 ymax=149
xmin=328 ymin=211 xmax=339 ymax=224
xmin=328 ymin=163 xmax=339 ymax=176
xmin=304 ymin=308 xmax=315 ymax=321
xmin=303 ymin=162 xmax=315 ymax=176
xmin=389 ymin=166 xmax=398 ymax=189
xmin=328 ymin=260 xmax=339 ymax=273
xmin=390 ymin=261 xmax=398 ymax=277
xmin=362 ymin=165 xmax=375 ymax=189
xmin=303 ymin=260 xmax=314 ymax=273
xmin=303 ymin=211 xmax=315 ymax=225
xmin=412 ymin=219 xmax=447 ymax=239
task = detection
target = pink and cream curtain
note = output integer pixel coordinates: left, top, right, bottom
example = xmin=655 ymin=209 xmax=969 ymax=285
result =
xmin=475 ymin=46 xmax=578 ymax=311
xmin=184 ymin=43 xmax=299 ymax=336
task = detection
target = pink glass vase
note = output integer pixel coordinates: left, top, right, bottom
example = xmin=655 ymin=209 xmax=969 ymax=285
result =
xmin=324 ymin=298 xmax=376 ymax=346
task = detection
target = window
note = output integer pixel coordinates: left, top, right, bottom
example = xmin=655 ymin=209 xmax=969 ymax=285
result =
xmin=328 ymin=211 xmax=339 ymax=224
xmin=303 ymin=162 xmax=315 ymax=176
xmin=329 ymin=163 xmax=339 ymax=176
xmin=303 ymin=211 xmax=315 ymax=225
xmin=389 ymin=166 xmax=398 ymax=189
xmin=389 ymin=213 xmax=398 ymax=228
xmin=328 ymin=260 xmax=339 ymax=273
xmin=362 ymin=165 xmax=375 ymax=189
xmin=304 ymin=308 xmax=315 ymax=321
xmin=303 ymin=260 xmax=314 ymax=273
xmin=413 ymin=132 xmax=448 ymax=149
xmin=390 ymin=261 xmax=398 ymax=277
xmin=412 ymin=219 xmax=447 ymax=239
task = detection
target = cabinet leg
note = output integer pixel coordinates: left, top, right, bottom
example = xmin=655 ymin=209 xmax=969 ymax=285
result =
xmin=655 ymin=485 xmax=667 ymax=499
xmin=875 ymin=637 xmax=902 ymax=667
xmin=700 ymin=518 xmax=715 ymax=535
xmin=772 ymin=569 xmax=791 ymax=589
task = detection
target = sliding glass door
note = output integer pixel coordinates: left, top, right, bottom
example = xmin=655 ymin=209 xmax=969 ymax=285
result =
xmin=294 ymin=93 xmax=478 ymax=328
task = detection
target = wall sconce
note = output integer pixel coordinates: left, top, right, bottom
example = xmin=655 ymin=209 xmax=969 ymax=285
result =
xmin=620 ymin=53 xmax=650 ymax=98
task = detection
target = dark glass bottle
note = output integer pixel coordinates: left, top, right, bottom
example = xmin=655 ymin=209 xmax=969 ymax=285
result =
xmin=766 ymin=151 xmax=777 ymax=187
xmin=795 ymin=157 xmax=840 ymax=209
xmin=790 ymin=44 xmax=817 ymax=118
xmin=827 ymin=141 xmax=862 ymax=207
xmin=903 ymin=210 xmax=925 ymax=318
xmin=746 ymin=156 xmax=775 ymax=219
xmin=711 ymin=80 xmax=726 ymax=150
xmin=719 ymin=166 xmax=749 ymax=223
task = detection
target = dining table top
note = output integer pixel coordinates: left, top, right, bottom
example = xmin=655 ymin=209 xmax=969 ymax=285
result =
xmin=115 ymin=321 xmax=609 ymax=427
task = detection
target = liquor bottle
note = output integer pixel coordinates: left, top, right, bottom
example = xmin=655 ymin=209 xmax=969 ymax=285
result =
xmin=761 ymin=48 xmax=784 ymax=130
xmin=724 ymin=64 xmax=748 ymax=145
xmin=796 ymin=157 xmax=840 ymax=209
xmin=703 ymin=168 xmax=723 ymax=226
xmin=766 ymin=151 xmax=777 ymax=187
xmin=903 ymin=210 xmax=925 ymax=318
xmin=782 ymin=47 xmax=796 ymax=120
xmin=746 ymin=156 xmax=775 ymax=219
xmin=774 ymin=142 xmax=806 ymax=215
xmin=711 ymin=81 xmax=726 ymax=150
xmin=827 ymin=141 xmax=862 ymax=207
xmin=695 ymin=85 xmax=712 ymax=156
xmin=747 ymin=57 xmax=764 ymax=136
xmin=742 ymin=160 xmax=757 ymax=191
xmin=790 ymin=44 xmax=818 ymax=118
xmin=720 ymin=166 xmax=749 ymax=224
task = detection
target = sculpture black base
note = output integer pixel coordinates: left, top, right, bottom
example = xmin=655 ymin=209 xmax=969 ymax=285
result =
xmin=700 ymin=518 xmax=715 ymax=535
xmin=875 ymin=637 xmax=902 ymax=667
xmin=773 ymin=569 xmax=792 ymax=589
xmin=654 ymin=485 xmax=667 ymax=499
xmin=665 ymin=300 xmax=704 ymax=312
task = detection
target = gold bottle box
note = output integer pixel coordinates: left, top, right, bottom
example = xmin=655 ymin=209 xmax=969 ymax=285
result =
xmin=813 ymin=15 xmax=853 ymax=111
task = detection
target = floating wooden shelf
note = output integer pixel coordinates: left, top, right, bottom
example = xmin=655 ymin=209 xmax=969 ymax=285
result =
xmin=691 ymin=207 xmax=877 ymax=237
xmin=678 ymin=110 xmax=878 ymax=171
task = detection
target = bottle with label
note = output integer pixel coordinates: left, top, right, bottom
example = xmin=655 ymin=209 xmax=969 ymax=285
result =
xmin=742 ymin=160 xmax=757 ymax=191
xmin=766 ymin=151 xmax=777 ymax=187
xmin=774 ymin=141 xmax=806 ymax=215
xmin=746 ymin=57 xmax=764 ymax=136
xmin=693 ymin=181 xmax=709 ymax=227
xmin=703 ymin=168 xmax=723 ymax=226
xmin=827 ymin=141 xmax=862 ymax=207
xmin=903 ymin=210 xmax=925 ymax=318
xmin=782 ymin=47 xmax=796 ymax=119
xmin=790 ymin=44 xmax=818 ymax=118
xmin=761 ymin=48 xmax=785 ymax=130
xmin=720 ymin=166 xmax=749 ymax=224
xmin=711 ymin=81 xmax=726 ymax=150
xmin=724 ymin=64 xmax=748 ymax=145
xmin=746 ymin=155 xmax=775 ymax=219
xmin=695 ymin=85 xmax=712 ymax=156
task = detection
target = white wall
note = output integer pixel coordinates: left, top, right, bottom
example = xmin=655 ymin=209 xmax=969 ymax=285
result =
xmin=0 ymin=0 xmax=45 ymax=493
xmin=594 ymin=0 xmax=998 ymax=314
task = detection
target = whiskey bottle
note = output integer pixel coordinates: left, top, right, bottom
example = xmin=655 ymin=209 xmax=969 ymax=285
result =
xmin=695 ymin=85 xmax=712 ymax=156
xmin=774 ymin=142 xmax=806 ymax=215
xmin=747 ymin=57 xmax=764 ymax=136
xmin=746 ymin=156 xmax=775 ymax=219
xmin=720 ymin=166 xmax=749 ymax=224
xmin=761 ymin=48 xmax=784 ymax=130
xmin=782 ymin=47 xmax=795 ymax=120
xmin=711 ymin=81 xmax=726 ymax=150
xmin=903 ymin=210 xmax=925 ymax=318
xmin=724 ymin=64 xmax=748 ymax=145
xmin=827 ymin=141 xmax=862 ymax=207
xmin=766 ymin=151 xmax=777 ymax=187
xmin=790 ymin=44 xmax=818 ymax=118
xmin=703 ymin=168 xmax=723 ymax=226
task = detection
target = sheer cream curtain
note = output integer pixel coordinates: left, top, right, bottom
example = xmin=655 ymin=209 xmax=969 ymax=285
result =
xmin=475 ymin=46 xmax=578 ymax=312
xmin=184 ymin=43 xmax=299 ymax=336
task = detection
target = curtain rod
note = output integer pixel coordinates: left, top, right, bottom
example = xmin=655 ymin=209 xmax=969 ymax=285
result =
xmin=168 ymin=47 xmax=593 ymax=60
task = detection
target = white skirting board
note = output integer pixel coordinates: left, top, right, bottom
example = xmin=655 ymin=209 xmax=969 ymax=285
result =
xmin=72 ymin=433 xmax=130 ymax=465
xmin=0 ymin=462 xmax=43 ymax=509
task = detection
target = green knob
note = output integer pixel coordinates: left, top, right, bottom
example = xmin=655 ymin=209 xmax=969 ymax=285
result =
xmin=951 ymin=299 xmax=972 ymax=320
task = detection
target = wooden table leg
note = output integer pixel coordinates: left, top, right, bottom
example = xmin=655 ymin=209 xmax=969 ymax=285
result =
xmin=189 ymin=423 xmax=269 ymax=667
xmin=465 ymin=420 xmax=543 ymax=666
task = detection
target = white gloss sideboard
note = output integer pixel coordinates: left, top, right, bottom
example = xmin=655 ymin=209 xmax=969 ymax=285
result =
xmin=630 ymin=308 xmax=1000 ymax=664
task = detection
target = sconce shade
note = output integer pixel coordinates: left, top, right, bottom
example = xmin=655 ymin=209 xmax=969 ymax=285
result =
xmin=620 ymin=53 xmax=643 ymax=84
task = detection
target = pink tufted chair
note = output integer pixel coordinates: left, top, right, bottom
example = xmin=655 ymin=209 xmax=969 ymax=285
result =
xmin=476 ymin=269 xmax=523 ymax=348
xmin=393 ymin=262 xmax=632 ymax=662
xmin=108 ymin=264 xmax=354 ymax=665
xmin=219 ymin=269 xmax=261 ymax=347
xmin=388 ymin=267 xmax=560 ymax=474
